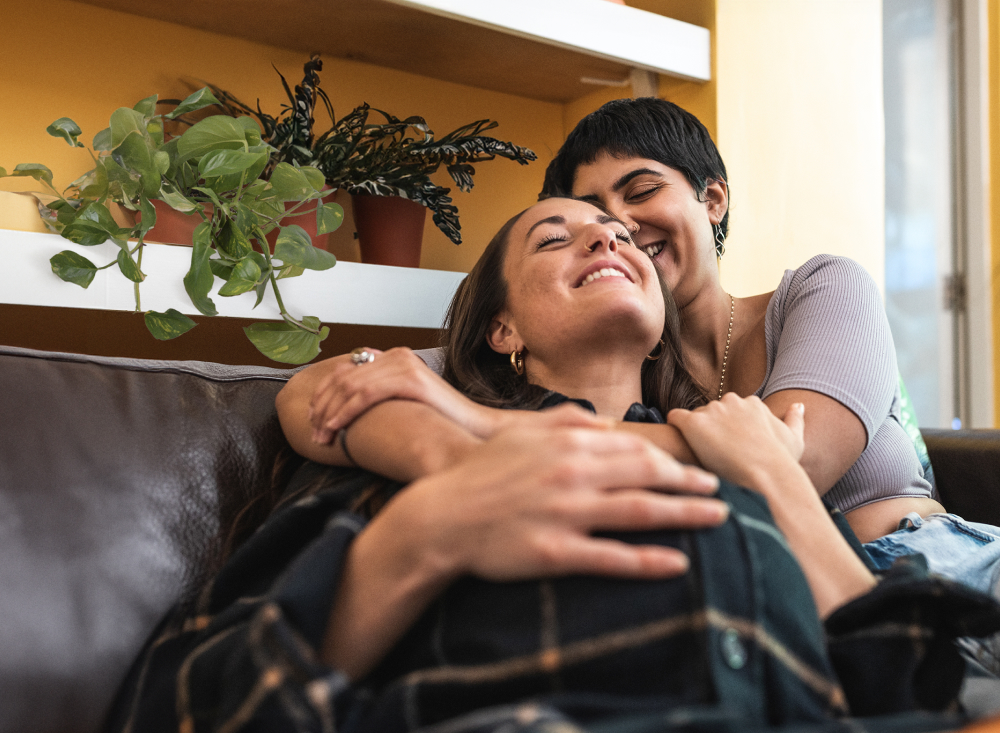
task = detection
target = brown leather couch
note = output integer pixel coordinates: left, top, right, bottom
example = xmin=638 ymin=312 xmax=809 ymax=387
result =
xmin=1 ymin=344 xmax=998 ymax=733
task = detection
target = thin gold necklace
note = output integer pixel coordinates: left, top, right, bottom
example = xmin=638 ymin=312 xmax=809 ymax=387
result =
xmin=718 ymin=294 xmax=734 ymax=400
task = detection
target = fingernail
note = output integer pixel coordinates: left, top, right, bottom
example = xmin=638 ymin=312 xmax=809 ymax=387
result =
xmin=714 ymin=501 xmax=731 ymax=522
xmin=795 ymin=403 xmax=805 ymax=414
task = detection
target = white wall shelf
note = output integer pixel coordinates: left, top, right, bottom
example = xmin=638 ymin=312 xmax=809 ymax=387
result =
xmin=0 ymin=229 xmax=465 ymax=330
xmin=77 ymin=0 xmax=710 ymax=102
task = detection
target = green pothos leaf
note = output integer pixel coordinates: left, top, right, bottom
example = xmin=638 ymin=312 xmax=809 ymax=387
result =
xmin=61 ymin=202 xmax=124 ymax=246
xmin=136 ymin=196 xmax=156 ymax=234
xmin=218 ymin=256 xmax=261 ymax=296
xmin=133 ymin=94 xmax=159 ymax=119
xmin=116 ymin=248 xmax=144 ymax=283
xmin=244 ymin=319 xmax=329 ymax=364
xmin=50 ymin=250 xmax=98 ymax=288
xmin=93 ymin=128 xmax=112 ymax=151
xmin=165 ymin=87 xmax=222 ymax=120
xmin=274 ymin=225 xmax=336 ymax=271
xmin=209 ymin=259 xmax=235 ymax=280
xmin=316 ymin=202 xmax=344 ymax=235
xmin=216 ymin=217 xmax=253 ymax=259
xmin=1 ymin=163 xmax=54 ymax=187
xmin=145 ymin=309 xmax=197 ymax=340
xmin=276 ymin=263 xmax=305 ymax=280
xmin=46 ymin=117 xmax=84 ymax=147
xmin=184 ymin=221 xmax=218 ymax=316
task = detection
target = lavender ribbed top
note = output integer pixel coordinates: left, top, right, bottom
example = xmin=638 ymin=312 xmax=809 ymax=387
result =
xmin=756 ymin=254 xmax=934 ymax=511
xmin=415 ymin=254 xmax=934 ymax=514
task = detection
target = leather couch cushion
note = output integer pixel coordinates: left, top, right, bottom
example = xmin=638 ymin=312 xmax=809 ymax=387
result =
xmin=0 ymin=346 xmax=296 ymax=733
xmin=921 ymin=428 xmax=1000 ymax=527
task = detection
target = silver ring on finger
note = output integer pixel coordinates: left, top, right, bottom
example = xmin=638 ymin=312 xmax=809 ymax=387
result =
xmin=350 ymin=347 xmax=376 ymax=365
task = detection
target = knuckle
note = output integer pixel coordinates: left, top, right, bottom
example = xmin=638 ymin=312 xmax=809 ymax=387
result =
xmin=532 ymin=534 xmax=567 ymax=566
xmin=550 ymin=461 xmax=585 ymax=488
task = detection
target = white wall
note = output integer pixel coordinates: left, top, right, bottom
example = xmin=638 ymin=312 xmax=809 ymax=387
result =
xmin=715 ymin=0 xmax=885 ymax=296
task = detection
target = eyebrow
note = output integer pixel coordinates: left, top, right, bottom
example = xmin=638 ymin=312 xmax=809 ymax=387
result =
xmin=525 ymin=215 xmax=566 ymax=239
xmin=610 ymin=168 xmax=662 ymax=192
xmin=574 ymin=168 xmax=663 ymax=205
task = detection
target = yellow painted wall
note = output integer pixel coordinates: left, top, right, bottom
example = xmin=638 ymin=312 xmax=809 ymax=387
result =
xmin=714 ymin=0 xmax=885 ymax=298
xmin=0 ymin=0 xmax=564 ymax=274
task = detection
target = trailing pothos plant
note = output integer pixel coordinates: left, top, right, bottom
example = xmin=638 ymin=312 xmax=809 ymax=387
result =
xmin=206 ymin=56 xmax=537 ymax=244
xmin=0 ymin=88 xmax=344 ymax=364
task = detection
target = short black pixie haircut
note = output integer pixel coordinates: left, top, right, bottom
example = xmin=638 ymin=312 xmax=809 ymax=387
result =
xmin=540 ymin=97 xmax=730 ymax=243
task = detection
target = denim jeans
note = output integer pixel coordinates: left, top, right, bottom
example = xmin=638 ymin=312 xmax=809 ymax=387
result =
xmin=863 ymin=512 xmax=1000 ymax=678
xmin=863 ymin=513 xmax=1000 ymax=596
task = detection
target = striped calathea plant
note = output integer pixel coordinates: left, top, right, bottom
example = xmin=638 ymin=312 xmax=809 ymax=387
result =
xmin=208 ymin=56 xmax=538 ymax=245
xmin=1 ymin=87 xmax=342 ymax=364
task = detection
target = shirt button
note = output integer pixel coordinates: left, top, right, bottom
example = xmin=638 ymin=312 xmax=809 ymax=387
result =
xmin=721 ymin=628 xmax=747 ymax=670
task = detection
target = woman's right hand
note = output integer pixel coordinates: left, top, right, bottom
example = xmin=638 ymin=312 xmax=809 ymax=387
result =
xmin=385 ymin=424 xmax=728 ymax=582
xmin=308 ymin=347 xmax=609 ymax=444
xmin=308 ymin=347 xmax=490 ymax=443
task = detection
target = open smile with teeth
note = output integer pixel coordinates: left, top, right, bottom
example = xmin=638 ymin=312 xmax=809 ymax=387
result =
xmin=581 ymin=268 xmax=629 ymax=286
xmin=641 ymin=242 xmax=665 ymax=258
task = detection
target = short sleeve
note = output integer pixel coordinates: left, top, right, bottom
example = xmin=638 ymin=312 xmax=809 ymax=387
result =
xmin=762 ymin=256 xmax=897 ymax=446
xmin=414 ymin=347 xmax=445 ymax=376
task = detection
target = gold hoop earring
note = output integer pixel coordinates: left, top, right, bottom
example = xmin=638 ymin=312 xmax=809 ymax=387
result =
xmin=510 ymin=349 xmax=525 ymax=375
xmin=645 ymin=339 xmax=665 ymax=361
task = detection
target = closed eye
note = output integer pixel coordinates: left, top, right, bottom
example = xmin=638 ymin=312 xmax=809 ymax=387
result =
xmin=536 ymin=233 xmax=568 ymax=248
xmin=626 ymin=184 xmax=662 ymax=203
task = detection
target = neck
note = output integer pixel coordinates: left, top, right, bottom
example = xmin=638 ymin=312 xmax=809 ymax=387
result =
xmin=678 ymin=286 xmax=733 ymax=393
xmin=527 ymin=350 xmax=645 ymax=419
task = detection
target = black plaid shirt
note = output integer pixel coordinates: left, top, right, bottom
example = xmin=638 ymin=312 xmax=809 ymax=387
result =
xmin=106 ymin=399 xmax=1000 ymax=733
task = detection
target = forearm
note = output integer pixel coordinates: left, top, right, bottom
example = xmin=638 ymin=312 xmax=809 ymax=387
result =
xmin=277 ymin=359 xmax=482 ymax=479
xmin=744 ymin=461 xmax=875 ymax=618
xmin=344 ymin=401 xmax=483 ymax=482
xmin=322 ymin=495 xmax=456 ymax=679
xmin=614 ymin=422 xmax=697 ymax=464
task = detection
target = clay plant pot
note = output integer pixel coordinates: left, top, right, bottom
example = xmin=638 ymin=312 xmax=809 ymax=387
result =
xmin=265 ymin=187 xmax=340 ymax=252
xmin=351 ymin=194 xmax=426 ymax=268
xmin=139 ymin=200 xmax=211 ymax=246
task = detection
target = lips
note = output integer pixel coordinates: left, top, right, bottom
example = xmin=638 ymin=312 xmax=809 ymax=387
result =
xmin=575 ymin=261 xmax=634 ymax=288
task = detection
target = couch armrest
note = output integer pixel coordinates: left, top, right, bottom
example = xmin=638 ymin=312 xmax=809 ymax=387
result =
xmin=921 ymin=428 xmax=1000 ymax=526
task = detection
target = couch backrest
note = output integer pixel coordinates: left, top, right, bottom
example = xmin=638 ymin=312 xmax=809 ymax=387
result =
xmin=0 ymin=346 xmax=296 ymax=733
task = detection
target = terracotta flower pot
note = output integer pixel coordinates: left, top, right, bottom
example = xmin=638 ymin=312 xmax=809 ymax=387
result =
xmin=351 ymin=194 xmax=426 ymax=268
xmin=140 ymin=200 xmax=211 ymax=246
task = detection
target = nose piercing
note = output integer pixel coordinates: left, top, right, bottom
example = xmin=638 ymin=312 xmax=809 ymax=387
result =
xmin=629 ymin=223 xmax=640 ymax=235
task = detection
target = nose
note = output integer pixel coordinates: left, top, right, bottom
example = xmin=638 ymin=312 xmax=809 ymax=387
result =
xmin=584 ymin=223 xmax=620 ymax=253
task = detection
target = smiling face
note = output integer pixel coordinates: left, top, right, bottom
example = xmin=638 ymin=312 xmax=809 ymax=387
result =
xmin=488 ymin=198 xmax=665 ymax=368
xmin=570 ymin=154 xmax=727 ymax=309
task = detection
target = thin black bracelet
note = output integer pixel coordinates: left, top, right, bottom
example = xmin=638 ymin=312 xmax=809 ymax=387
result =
xmin=337 ymin=427 xmax=358 ymax=467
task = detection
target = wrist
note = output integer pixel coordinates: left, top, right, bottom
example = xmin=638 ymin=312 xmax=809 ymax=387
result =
xmin=465 ymin=402 xmax=506 ymax=438
xmin=741 ymin=457 xmax=813 ymax=502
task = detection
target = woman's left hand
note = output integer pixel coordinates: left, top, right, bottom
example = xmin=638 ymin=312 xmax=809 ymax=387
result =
xmin=666 ymin=394 xmax=805 ymax=489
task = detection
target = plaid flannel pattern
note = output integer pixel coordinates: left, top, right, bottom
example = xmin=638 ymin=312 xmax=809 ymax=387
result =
xmin=106 ymin=405 xmax=1000 ymax=733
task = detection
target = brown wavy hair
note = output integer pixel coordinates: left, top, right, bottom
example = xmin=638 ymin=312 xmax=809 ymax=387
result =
xmin=441 ymin=201 xmax=707 ymax=414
